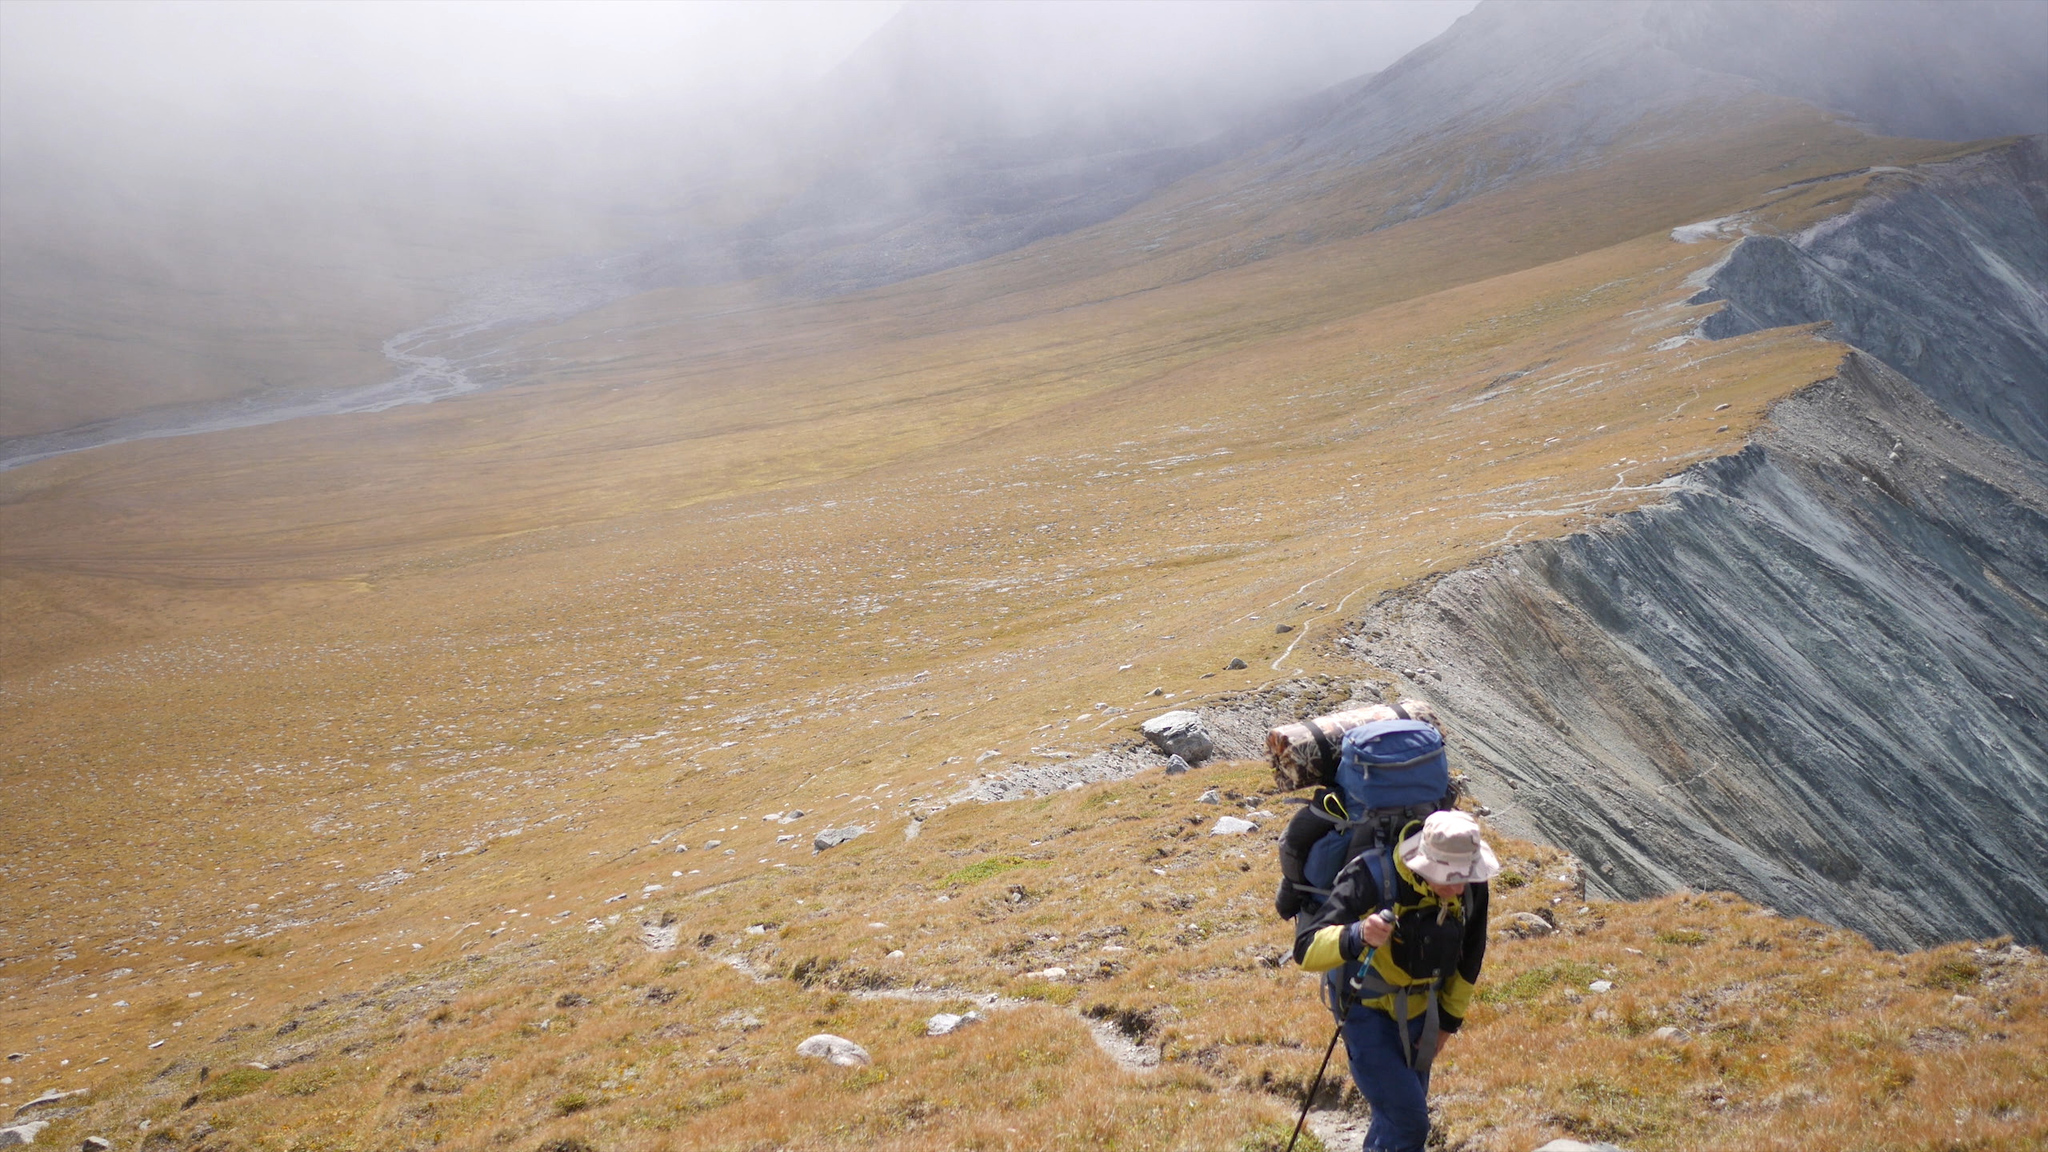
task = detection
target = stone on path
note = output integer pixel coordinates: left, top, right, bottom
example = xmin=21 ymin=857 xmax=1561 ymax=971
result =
xmin=1140 ymin=711 xmax=1215 ymax=764
xmin=639 ymin=920 xmax=680 ymax=951
xmin=926 ymin=1011 xmax=982 ymax=1037
xmin=1211 ymin=816 xmax=1257 ymax=835
xmin=795 ymin=1034 xmax=872 ymax=1067
xmin=814 ymin=826 xmax=866 ymax=852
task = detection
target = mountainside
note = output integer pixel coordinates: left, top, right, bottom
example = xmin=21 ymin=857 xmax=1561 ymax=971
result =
xmin=1348 ymin=142 xmax=2048 ymax=950
xmin=4 ymin=3 xmax=2046 ymax=1151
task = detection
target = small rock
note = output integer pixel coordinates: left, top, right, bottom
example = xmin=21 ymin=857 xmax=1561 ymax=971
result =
xmin=1146 ymin=687 xmax=1165 ymax=697
xmin=1588 ymin=980 xmax=1614 ymax=993
xmin=795 ymin=1034 xmax=871 ymax=1067
xmin=1275 ymin=624 xmax=1294 ymax=633
xmin=926 ymin=1011 xmax=982 ymax=1037
xmin=814 ymin=826 xmax=866 ymax=852
xmin=1211 ymin=816 xmax=1257 ymax=835
xmin=3 ymin=1055 xmax=19 ymax=1062
xmin=0 ymin=1122 xmax=49 ymax=1148
xmin=81 ymin=1138 xmax=112 ymax=1152
xmin=1650 ymin=1026 xmax=1687 ymax=1042
xmin=976 ymin=749 xmax=1002 ymax=764
xmin=1198 ymin=788 xmax=1221 ymax=804
xmin=903 ymin=820 xmax=923 ymax=842
xmin=1224 ymin=657 xmax=1248 ymax=670
xmin=1500 ymin=912 xmax=1554 ymax=939
xmin=887 ymin=949 xmax=905 ymax=959
xmin=14 ymin=1092 xmax=80 ymax=1117
xmin=672 ymin=843 xmax=689 ymax=853
xmin=1532 ymin=1141 xmax=1630 ymax=1152
xmin=1025 ymin=967 xmax=1068 ymax=980
xmin=1140 ymin=711 xmax=1216 ymax=764
xmin=1164 ymin=754 xmax=1191 ymax=775
xmin=704 ymin=839 xmax=722 ymax=849
xmin=1714 ymin=402 xmax=1730 ymax=410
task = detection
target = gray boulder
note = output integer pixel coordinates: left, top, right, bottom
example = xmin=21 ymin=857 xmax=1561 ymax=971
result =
xmin=796 ymin=1034 xmax=872 ymax=1067
xmin=1499 ymin=912 xmax=1555 ymax=938
xmin=11 ymin=1093 xmax=79 ymax=1118
xmin=1140 ymin=711 xmax=1215 ymax=764
xmin=814 ymin=826 xmax=866 ymax=852
xmin=0 ymin=1123 xmax=49 ymax=1148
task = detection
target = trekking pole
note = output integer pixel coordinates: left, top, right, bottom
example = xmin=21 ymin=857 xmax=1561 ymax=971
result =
xmin=1287 ymin=918 xmax=1388 ymax=1152
xmin=1286 ymin=1021 xmax=1343 ymax=1152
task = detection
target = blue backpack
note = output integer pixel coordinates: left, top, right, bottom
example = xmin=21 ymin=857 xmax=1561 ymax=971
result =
xmin=1337 ymin=720 xmax=1449 ymax=814
xmin=1279 ymin=720 xmax=1452 ymax=918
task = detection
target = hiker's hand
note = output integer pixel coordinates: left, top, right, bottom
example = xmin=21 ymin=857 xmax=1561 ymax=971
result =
xmin=1359 ymin=911 xmax=1393 ymax=949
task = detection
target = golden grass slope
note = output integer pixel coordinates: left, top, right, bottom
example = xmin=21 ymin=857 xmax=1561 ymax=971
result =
xmin=2 ymin=106 xmax=2036 ymax=1150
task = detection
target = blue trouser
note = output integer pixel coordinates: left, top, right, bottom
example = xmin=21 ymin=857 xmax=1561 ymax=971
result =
xmin=1342 ymin=1003 xmax=1432 ymax=1152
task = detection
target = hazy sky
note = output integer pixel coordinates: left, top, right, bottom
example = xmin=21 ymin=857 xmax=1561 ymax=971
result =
xmin=2 ymin=1 xmax=1479 ymax=141
xmin=1 ymin=1 xmax=906 ymax=120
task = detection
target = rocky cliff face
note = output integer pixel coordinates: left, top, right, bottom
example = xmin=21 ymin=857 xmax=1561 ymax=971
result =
xmin=1352 ymin=142 xmax=2048 ymax=950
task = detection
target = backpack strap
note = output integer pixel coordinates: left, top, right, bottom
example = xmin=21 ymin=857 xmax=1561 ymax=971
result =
xmin=1392 ymin=702 xmax=1411 ymax=720
xmin=1305 ymin=719 xmax=1342 ymax=779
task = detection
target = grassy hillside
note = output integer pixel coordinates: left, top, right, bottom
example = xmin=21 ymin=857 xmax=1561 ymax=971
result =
xmin=3 ymin=106 xmax=2038 ymax=1151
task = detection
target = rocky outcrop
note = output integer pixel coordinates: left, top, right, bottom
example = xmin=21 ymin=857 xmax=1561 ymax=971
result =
xmin=1697 ymin=141 xmax=2048 ymax=464
xmin=1349 ymin=142 xmax=2048 ymax=949
xmin=1139 ymin=711 xmax=1217 ymax=764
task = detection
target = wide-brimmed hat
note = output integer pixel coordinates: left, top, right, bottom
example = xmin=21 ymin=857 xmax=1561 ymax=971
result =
xmin=1398 ymin=810 xmax=1500 ymax=885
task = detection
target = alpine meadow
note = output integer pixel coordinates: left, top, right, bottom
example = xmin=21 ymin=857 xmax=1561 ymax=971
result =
xmin=3 ymin=3 xmax=2045 ymax=1152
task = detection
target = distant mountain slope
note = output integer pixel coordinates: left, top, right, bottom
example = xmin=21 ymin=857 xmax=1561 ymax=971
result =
xmin=714 ymin=0 xmax=2048 ymax=303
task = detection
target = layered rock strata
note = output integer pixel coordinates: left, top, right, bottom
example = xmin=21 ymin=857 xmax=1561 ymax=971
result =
xmin=1351 ymin=141 xmax=2048 ymax=949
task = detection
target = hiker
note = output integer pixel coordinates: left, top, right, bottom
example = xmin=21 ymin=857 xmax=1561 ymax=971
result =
xmin=1294 ymin=809 xmax=1496 ymax=1152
